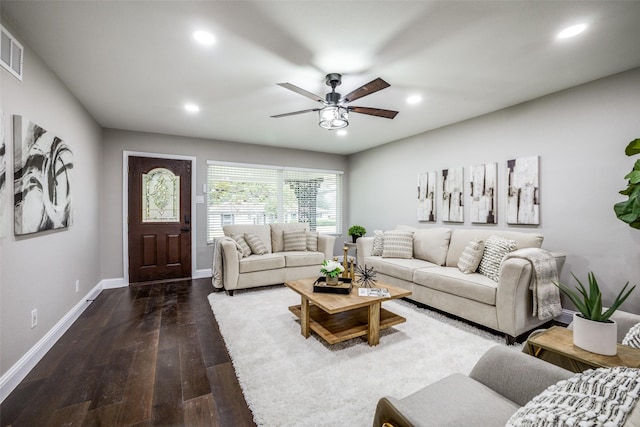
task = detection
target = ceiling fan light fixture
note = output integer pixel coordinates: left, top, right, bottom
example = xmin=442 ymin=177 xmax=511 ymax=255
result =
xmin=319 ymin=106 xmax=348 ymax=130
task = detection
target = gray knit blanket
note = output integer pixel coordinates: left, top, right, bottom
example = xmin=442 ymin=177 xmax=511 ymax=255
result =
xmin=503 ymin=248 xmax=562 ymax=321
xmin=507 ymin=367 xmax=640 ymax=426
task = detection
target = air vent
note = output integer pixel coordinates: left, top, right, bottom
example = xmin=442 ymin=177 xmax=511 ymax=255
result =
xmin=1 ymin=25 xmax=23 ymax=81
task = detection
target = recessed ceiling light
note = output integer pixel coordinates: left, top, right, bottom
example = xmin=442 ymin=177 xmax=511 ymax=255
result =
xmin=184 ymin=103 xmax=200 ymax=113
xmin=336 ymin=130 xmax=347 ymax=136
xmin=407 ymin=95 xmax=422 ymax=105
xmin=193 ymin=31 xmax=215 ymax=45
xmin=557 ymin=23 xmax=587 ymax=39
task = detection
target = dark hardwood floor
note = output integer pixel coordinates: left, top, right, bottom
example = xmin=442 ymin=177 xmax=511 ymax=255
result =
xmin=0 ymin=278 xmax=255 ymax=427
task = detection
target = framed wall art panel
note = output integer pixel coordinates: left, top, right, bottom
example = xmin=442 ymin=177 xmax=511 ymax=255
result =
xmin=469 ymin=162 xmax=497 ymax=224
xmin=417 ymin=171 xmax=436 ymax=222
xmin=441 ymin=167 xmax=464 ymax=223
xmin=13 ymin=115 xmax=73 ymax=235
xmin=506 ymin=155 xmax=539 ymax=225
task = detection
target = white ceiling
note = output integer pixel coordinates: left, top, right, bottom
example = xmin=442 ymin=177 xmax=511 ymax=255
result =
xmin=2 ymin=1 xmax=640 ymax=155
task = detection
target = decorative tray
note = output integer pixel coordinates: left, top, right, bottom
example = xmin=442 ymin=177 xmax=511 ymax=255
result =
xmin=313 ymin=277 xmax=352 ymax=294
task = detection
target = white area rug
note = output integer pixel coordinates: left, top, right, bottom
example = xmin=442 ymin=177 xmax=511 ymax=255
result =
xmin=208 ymin=286 xmax=507 ymax=427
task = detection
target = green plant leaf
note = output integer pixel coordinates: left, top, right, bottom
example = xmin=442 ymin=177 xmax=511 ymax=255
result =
xmin=614 ymin=191 xmax=640 ymax=224
xmin=555 ymin=272 xmax=636 ymax=321
xmin=554 ymin=281 xmax=589 ymax=316
xmin=625 ymin=138 xmax=640 ymax=156
xmin=601 ymin=283 xmax=636 ymax=321
xmin=624 ymin=170 xmax=640 ymax=184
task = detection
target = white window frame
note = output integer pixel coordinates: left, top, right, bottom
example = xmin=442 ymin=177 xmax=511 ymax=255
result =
xmin=206 ymin=160 xmax=343 ymax=242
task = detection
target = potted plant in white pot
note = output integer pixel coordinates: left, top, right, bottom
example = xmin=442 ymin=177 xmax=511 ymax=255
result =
xmin=320 ymin=260 xmax=345 ymax=286
xmin=555 ymin=272 xmax=636 ymax=355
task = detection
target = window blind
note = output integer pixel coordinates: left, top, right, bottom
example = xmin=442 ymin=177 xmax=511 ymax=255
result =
xmin=207 ymin=161 xmax=343 ymax=242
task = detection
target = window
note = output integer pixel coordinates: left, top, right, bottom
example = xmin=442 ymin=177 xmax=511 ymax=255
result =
xmin=207 ymin=161 xmax=343 ymax=242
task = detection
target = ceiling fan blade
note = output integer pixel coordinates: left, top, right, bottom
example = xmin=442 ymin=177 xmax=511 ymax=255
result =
xmin=277 ymin=83 xmax=325 ymax=103
xmin=271 ymin=108 xmax=320 ymax=118
xmin=349 ymin=106 xmax=399 ymax=119
xmin=342 ymin=78 xmax=390 ymax=103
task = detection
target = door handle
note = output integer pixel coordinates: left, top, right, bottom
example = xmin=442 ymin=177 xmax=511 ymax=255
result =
xmin=181 ymin=227 xmax=191 ymax=232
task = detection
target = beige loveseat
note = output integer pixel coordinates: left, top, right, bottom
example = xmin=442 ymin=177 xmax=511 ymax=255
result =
xmin=357 ymin=227 xmax=565 ymax=343
xmin=213 ymin=223 xmax=336 ymax=295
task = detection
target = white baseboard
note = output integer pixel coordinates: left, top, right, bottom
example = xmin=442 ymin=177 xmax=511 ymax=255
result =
xmin=194 ymin=268 xmax=212 ymax=279
xmin=101 ymin=277 xmax=128 ymax=289
xmin=0 ymin=280 xmax=105 ymax=403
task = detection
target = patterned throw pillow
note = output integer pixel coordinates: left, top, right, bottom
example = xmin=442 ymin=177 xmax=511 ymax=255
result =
xmin=231 ymin=234 xmax=252 ymax=258
xmin=478 ymin=235 xmax=517 ymax=281
xmin=506 ymin=367 xmax=640 ymax=427
xmin=457 ymin=239 xmax=485 ymax=274
xmin=306 ymin=231 xmax=318 ymax=252
xmin=623 ymin=323 xmax=640 ymax=348
xmin=382 ymin=230 xmax=414 ymax=259
xmin=283 ymin=229 xmax=307 ymax=251
xmin=371 ymin=230 xmax=384 ymax=256
xmin=244 ymin=233 xmax=268 ymax=255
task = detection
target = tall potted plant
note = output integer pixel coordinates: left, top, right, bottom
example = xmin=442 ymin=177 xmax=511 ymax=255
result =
xmin=614 ymin=138 xmax=640 ymax=229
xmin=348 ymin=225 xmax=367 ymax=243
xmin=555 ymin=272 xmax=635 ymax=355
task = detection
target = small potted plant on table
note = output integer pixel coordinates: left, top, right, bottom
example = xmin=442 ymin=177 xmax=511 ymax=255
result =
xmin=555 ymin=272 xmax=636 ymax=355
xmin=321 ymin=260 xmax=345 ymax=286
xmin=348 ymin=225 xmax=367 ymax=243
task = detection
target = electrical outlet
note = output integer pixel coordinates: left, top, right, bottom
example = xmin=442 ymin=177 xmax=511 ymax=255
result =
xmin=75 ymin=279 xmax=79 ymax=293
xmin=31 ymin=309 xmax=38 ymax=329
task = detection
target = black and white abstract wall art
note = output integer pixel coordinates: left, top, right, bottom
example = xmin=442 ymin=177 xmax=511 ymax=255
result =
xmin=506 ymin=155 xmax=539 ymax=225
xmin=417 ymin=171 xmax=436 ymax=222
xmin=470 ymin=162 xmax=497 ymax=224
xmin=13 ymin=116 xmax=73 ymax=235
xmin=441 ymin=167 xmax=464 ymax=223
xmin=0 ymin=111 xmax=7 ymax=237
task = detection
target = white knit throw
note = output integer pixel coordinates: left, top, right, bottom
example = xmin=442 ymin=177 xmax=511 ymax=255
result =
xmin=507 ymin=367 xmax=640 ymax=427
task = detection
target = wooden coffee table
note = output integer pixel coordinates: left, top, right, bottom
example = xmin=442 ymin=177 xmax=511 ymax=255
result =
xmin=284 ymin=278 xmax=411 ymax=346
xmin=527 ymin=326 xmax=640 ymax=372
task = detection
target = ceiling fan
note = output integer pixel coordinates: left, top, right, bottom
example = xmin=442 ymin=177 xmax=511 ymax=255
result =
xmin=271 ymin=73 xmax=399 ymax=130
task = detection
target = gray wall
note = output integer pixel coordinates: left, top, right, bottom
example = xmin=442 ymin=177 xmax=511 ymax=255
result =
xmin=101 ymin=129 xmax=349 ymax=280
xmin=0 ymin=25 xmax=103 ymax=374
xmin=349 ymin=67 xmax=640 ymax=312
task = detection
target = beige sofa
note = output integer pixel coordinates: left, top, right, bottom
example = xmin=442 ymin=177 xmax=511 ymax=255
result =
xmin=215 ymin=223 xmax=336 ymax=295
xmin=357 ymin=227 xmax=565 ymax=343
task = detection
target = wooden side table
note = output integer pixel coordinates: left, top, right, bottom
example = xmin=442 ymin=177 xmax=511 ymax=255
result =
xmin=527 ymin=326 xmax=640 ymax=373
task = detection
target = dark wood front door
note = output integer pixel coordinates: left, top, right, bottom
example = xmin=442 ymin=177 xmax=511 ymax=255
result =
xmin=128 ymin=156 xmax=191 ymax=283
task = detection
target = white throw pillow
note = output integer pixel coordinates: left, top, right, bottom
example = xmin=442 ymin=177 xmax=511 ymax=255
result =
xmin=457 ymin=239 xmax=485 ymax=274
xmin=283 ymin=229 xmax=307 ymax=251
xmin=411 ymin=228 xmax=452 ymax=266
xmin=371 ymin=230 xmax=384 ymax=256
xmin=244 ymin=233 xmax=268 ymax=255
xmin=306 ymin=231 xmax=318 ymax=252
xmin=270 ymin=223 xmax=309 ymax=252
xmin=382 ymin=230 xmax=414 ymax=259
xmin=623 ymin=322 xmax=640 ymax=348
xmin=477 ymin=235 xmax=516 ymax=281
xmin=230 ymin=234 xmax=252 ymax=258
